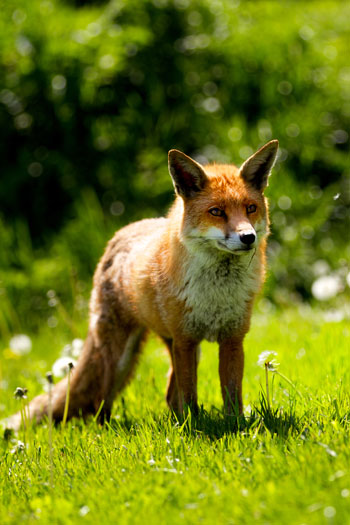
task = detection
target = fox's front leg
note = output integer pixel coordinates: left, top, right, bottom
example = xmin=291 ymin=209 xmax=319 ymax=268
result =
xmin=219 ymin=336 xmax=244 ymax=415
xmin=168 ymin=337 xmax=199 ymax=415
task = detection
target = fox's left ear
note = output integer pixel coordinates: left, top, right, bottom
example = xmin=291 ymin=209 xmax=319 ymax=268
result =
xmin=239 ymin=140 xmax=279 ymax=191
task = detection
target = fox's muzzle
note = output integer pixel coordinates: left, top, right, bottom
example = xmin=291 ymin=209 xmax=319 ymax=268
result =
xmin=239 ymin=231 xmax=256 ymax=246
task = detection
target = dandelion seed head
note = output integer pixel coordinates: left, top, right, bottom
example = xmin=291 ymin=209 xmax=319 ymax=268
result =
xmin=9 ymin=334 xmax=32 ymax=355
xmin=52 ymin=356 xmax=77 ymax=378
xmin=10 ymin=440 xmax=25 ymax=454
xmin=257 ymin=350 xmax=279 ymax=369
xmin=311 ymin=275 xmax=343 ymax=301
xmin=266 ymin=360 xmax=279 ymax=372
xmin=14 ymin=387 xmax=28 ymax=399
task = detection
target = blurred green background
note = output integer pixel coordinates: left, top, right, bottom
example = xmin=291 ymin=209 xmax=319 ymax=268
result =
xmin=0 ymin=0 xmax=349 ymax=336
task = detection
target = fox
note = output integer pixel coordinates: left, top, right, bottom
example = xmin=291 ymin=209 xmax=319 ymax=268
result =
xmin=5 ymin=139 xmax=279 ymax=430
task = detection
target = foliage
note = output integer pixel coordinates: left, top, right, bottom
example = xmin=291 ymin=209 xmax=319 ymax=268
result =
xmin=1 ymin=309 xmax=350 ymax=524
xmin=0 ymin=0 xmax=349 ymax=332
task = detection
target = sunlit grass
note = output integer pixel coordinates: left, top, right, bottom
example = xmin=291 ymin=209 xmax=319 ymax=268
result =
xmin=1 ymin=308 xmax=349 ymax=524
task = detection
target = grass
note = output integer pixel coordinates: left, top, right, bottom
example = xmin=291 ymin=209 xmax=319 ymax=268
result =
xmin=1 ymin=307 xmax=350 ymax=524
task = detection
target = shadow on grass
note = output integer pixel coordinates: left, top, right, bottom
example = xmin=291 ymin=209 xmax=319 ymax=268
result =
xmin=108 ymin=394 xmax=302 ymax=441
xmin=1 ymin=394 xmax=302 ymax=443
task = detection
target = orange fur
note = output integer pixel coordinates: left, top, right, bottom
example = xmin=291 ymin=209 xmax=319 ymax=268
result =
xmin=5 ymin=140 xmax=278 ymax=429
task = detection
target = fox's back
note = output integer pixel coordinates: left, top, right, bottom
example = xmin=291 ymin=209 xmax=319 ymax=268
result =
xmin=90 ymin=218 xmax=169 ymax=328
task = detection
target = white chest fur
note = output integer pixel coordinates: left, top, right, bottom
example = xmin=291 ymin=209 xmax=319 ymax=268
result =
xmin=177 ymin=250 xmax=261 ymax=341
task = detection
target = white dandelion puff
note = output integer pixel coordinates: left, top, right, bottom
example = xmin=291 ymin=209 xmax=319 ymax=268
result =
xmin=257 ymin=350 xmax=279 ymax=372
xmin=9 ymin=334 xmax=32 ymax=355
xmin=311 ymin=275 xmax=343 ymax=301
xmin=52 ymin=357 xmax=77 ymax=378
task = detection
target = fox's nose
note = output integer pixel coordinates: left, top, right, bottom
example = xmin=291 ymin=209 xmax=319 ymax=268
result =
xmin=239 ymin=232 xmax=256 ymax=246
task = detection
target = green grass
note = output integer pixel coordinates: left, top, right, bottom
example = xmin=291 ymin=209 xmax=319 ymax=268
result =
xmin=1 ymin=308 xmax=350 ymax=524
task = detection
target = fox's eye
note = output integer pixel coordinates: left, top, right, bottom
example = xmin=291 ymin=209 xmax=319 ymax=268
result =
xmin=209 ymin=208 xmax=225 ymax=217
xmin=247 ymin=204 xmax=257 ymax=214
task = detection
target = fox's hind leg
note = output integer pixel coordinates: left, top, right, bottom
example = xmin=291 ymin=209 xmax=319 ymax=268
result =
xmin=4 ymin=322 xmax=145 ymax=431
xmin=163 ymin=338 xmax=177 ymax=409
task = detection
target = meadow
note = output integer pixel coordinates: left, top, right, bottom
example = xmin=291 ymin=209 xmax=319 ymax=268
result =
xmin=1 ymin=306 xmax=349 ymax=524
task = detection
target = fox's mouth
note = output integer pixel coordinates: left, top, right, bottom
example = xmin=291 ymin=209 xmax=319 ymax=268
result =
xmin=216 ymin=241 xmax=255 ymax=254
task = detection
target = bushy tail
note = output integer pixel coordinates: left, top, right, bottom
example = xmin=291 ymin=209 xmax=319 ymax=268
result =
xmin=3 ymin=326 xmax=145 ymax=432
xmin=3 ymin=332 xmax=117 ymax=431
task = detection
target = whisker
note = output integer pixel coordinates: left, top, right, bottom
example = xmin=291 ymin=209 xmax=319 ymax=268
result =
xmin=246 ymin=248 xmax=256 ymax=269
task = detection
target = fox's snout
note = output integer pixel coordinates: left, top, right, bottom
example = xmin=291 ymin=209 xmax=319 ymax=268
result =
xmin=227 ymin=227 xmax=257 ymax=252
xmin=214 ymin=227 xmax=257 ymax=254
xmin=239 ymin=231 xmax=256 ymax=246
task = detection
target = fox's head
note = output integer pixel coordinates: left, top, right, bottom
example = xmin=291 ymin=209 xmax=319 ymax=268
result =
xmin=168 ymin=140 xmax=279 ymax=256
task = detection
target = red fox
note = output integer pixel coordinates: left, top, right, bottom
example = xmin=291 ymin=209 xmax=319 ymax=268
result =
xmin=6 ymin=140 xmax=278 ymax=429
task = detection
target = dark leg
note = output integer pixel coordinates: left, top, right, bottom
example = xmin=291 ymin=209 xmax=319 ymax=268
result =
xmin=219 ymin=336 xmax=244 ymax=415
xmin=169 ymin=337 xmax=199 ymax=414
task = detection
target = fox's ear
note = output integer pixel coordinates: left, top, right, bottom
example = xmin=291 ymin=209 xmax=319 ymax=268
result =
xmin=240 ymin=140 xmax=279 ymax=191
xmin=168 ymin=149 xmax=208 ymax=198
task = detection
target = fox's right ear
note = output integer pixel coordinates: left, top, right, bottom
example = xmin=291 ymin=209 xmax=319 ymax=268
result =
xmin=168 ymin=150 xmax=208 ymax=198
